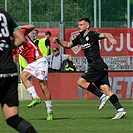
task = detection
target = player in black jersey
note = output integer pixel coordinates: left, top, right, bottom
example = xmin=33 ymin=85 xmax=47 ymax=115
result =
xmin=0 ymin=9 xmax=37 ymax=132
xmin=53 ymin=18 xmax=126 ymax=119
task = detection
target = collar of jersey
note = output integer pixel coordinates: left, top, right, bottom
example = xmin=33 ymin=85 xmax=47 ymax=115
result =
xmin=83 ymin=30 xmax=90 ymax=37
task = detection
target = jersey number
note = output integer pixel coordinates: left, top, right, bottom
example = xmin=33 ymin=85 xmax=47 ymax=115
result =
xmin=0 ymin=13 xmax=9 ymax=37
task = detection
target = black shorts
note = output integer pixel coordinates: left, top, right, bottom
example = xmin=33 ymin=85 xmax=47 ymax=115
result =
xmin=0 ymin=76 xmax=19 ymax=107
xmin=81 ymin=60 xmax=110 ymax=88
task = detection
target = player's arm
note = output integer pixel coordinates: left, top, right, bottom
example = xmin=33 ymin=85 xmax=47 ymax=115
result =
xmin=12 ymin=27 xmax=26 ymax=47
xmin=99 ymin=33 xmax=117 ymax=45
xmin=19 ymin=24 xmax=35 ymax=34
xmin=53 ymin=37 xmax=73 ymax=49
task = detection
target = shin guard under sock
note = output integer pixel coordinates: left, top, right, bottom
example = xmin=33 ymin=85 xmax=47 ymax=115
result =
xmin=86 ymin=83 xmax=103 ymax=98
xmin=109 ymin=94 xmax=123 ymax=110
xmin=6 ymin=115 xmax=37 ymax=133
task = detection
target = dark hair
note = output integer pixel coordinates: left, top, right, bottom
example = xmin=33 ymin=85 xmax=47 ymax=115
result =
xmin=45 ymin=31 xmax=52 ymax=36
xmin=78 ymin=18 xmax=91 ymax=24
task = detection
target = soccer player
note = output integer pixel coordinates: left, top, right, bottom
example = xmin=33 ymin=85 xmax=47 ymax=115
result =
xmin=13 ymin=24 xmax=54 ymax=120
xmin=53 ymin=18 xmax=126 ymax=119
xmin=0 ymin=9 xmax=37 ymax=132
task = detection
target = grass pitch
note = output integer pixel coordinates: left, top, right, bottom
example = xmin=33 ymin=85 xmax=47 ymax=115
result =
xmin=0 ymin=100 xmax=133 ymax=133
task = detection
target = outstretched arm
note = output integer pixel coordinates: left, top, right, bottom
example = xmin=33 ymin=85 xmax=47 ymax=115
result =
xmin=99 ymin=33 xmax=117 ymax=45
xmin=53 ymin=37 xmax=73 ymax=49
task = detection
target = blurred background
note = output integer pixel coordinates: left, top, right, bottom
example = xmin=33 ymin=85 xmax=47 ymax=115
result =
xmin=1 ymin=0 xmax=133 ymax=71
xmin=0 ymin=0 xmax=133 ymax=28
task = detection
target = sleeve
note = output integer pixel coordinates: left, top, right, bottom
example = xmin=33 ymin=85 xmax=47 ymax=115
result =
xmin=45 ymin=38 xmax=50 ymax=47
xmin=91 ymin=31 xmax=101 ymax=41
xmin=71 ymin=34 xmax=80 ymax=46
xmin=21 ymin=29 xmax=28 ymax=36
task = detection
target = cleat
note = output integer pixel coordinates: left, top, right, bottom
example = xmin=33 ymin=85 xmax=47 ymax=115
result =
xmin=99 ymin=94 xmax=109 ymax=110
xmin=27 ymin=98 xmax=42 ymax=108
xmin=47 ymin=111 xmax=54 ymax=120
xmin=112 ymin=108 xmax=126 ymax=120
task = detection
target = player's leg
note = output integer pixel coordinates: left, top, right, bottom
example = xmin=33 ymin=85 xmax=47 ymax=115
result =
xmin=20 ymin=71 xmax=42 ymax=108
xmin=36 ymin=57 xmax=54 ymax=120
xmin=2 ymin=104 xmax=37 ymax=133
xmin=39 ymin=80 xmax=54 ymax=120
xmin=99 ymin=70 xmax=126 ymax=119
xmin=77 ymin=77 xmax=109 ymax=108
xmin=100 ymin=84 xmax=126 ymax=119
xmin=1 ymin=76 xmax=37 ymax=132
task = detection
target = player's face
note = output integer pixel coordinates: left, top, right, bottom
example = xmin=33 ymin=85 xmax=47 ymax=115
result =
xmin=78 ymin=20 xmax=90 ymax=33
xmin=33 ymin=31 xmax=36 ymax=38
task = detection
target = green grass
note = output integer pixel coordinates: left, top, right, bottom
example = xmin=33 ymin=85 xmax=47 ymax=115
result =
xmin=0 ymin=100 xmax=133 ymax=133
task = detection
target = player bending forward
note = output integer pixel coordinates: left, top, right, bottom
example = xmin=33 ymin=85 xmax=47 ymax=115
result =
xmin=13 ymin=24 xmax=54 ymax=120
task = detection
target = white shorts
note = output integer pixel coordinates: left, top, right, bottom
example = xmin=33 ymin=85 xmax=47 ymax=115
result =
xmin=23 ymin=57 xmax=48 ymax=81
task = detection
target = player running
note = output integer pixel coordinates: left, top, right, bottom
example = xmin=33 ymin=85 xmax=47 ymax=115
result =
xmin=53 ymin=18 xmax=126 ymax=119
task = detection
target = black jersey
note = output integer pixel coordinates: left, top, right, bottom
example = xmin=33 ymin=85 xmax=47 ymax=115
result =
xmin=72 ymin=30 xmax=109 ymax=84
xmin=72 ymin=30 xmax=102 ymax=64
xmin=0 ymin=9 xmax=18 ymax=74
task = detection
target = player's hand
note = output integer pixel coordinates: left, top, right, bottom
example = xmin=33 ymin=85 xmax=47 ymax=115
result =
xmin=109 ymin=38 xmax=117 ymax=45
xmin=53 ymin=37 xmax=59 ymax=43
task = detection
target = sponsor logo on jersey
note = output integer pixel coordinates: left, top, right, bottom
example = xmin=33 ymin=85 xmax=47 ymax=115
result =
xmin=16 ymin=45 xmax=28 ymax=54
xmin=0 ymin=72 xmax=18 ymax=78
xmin=81 ymin=43 xmax=91 ymax=49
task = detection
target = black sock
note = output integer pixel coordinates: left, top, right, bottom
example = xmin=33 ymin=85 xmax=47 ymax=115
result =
xmin=6 ymin=115 xmax=37 ymax=133
xmin=86 ymin=83 xmax=103 ymax=98
xmin=109 ymin=94 xmax=123 ymax=110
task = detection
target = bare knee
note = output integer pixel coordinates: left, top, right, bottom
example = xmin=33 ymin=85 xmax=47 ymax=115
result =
xmin=20 ymin=73 xmax=25 ymax=80
xmin=77 ymin=78 xmax=82 ymax=86
xmin=20 ymin=72 xmax=31 ymax=81
xmin=20 ymin=73 xmax=28 ymax=84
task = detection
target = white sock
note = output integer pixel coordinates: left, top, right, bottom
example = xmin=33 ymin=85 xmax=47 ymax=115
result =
xmin=117 ymin=108 xmax=124 ymax=111
xmin=45 ymin=100 xmax=53 ymax=113
xmin=27 ymin=86 xmax=39 ymax=99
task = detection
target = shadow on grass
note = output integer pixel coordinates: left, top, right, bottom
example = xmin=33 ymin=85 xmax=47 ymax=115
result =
xmin=28 ymin=117 xmax=70 ymax=120
xmin=98 ymin=116 xmax=127 ymax=120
